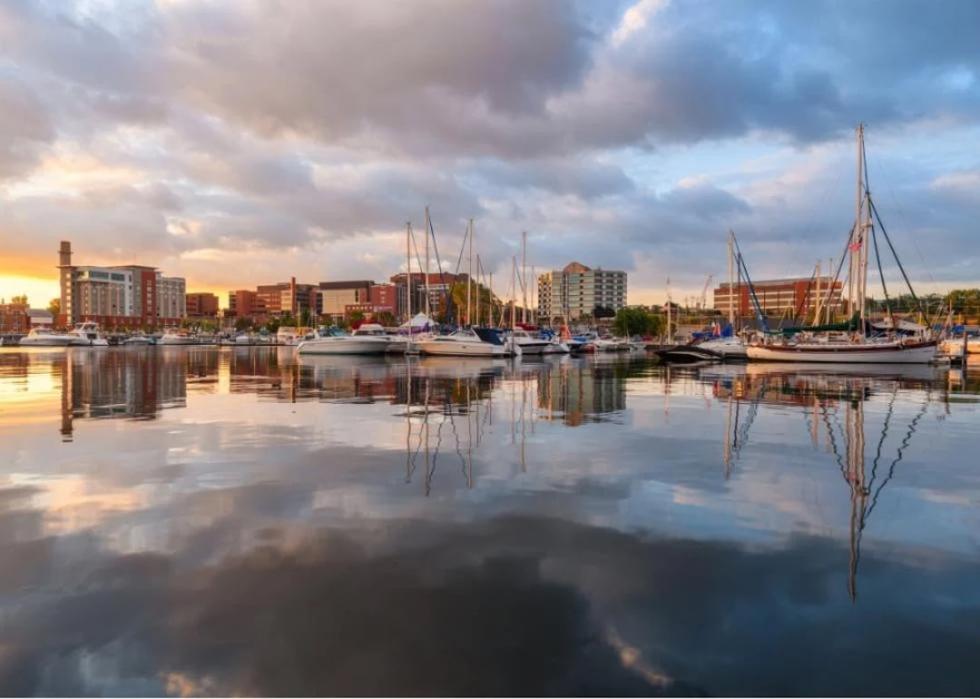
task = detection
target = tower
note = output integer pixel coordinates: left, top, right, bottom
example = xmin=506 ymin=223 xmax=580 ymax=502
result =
xmin=58 ymin=241 xmax=74 ymax=327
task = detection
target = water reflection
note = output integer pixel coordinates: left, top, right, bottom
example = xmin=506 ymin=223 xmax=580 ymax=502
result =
xmin=0 ymin=348 xmax=978 ymax=695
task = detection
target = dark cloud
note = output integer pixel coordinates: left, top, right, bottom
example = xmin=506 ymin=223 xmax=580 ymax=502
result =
xmin=1 ymin=514 xmax=978 ymax=695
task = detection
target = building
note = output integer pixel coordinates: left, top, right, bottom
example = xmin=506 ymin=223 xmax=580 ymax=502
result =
xmin=0 ymin=298 xmax=30 ymax=334
xmin=57 ymin=241 xmax=186 ymax=329
xmin=227 ymin=289 xmax=261 ymax=319
xmin=389 ymin=272 xmax=467 ymax=320
xmin=27 ymin=309 xmax=54 ymax=329
xmin=255 ymin=278 xmax=316 ymax=318
xmin=537 ymin=262 xmax=627 ymax=322
xmin=713 ymin=277 xmax=844 ymax=321
xmin=316 ymin=281 xmax=374 ymax=320
xmin=186 ymin=292 xmax=220 ymax=319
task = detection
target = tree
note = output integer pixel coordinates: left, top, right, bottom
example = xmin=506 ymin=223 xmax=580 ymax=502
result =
xmin=614 ymin=307 xmax=664 ymax=338
xmin=300 ymin=308 xmax=312 ymax=328
xmin=375 ymin=311 xmax=397 ymax=328
xmin=48 ymin=298 xmax=60 ymax=316
xmin=11 ymin=295 xmax=28 ymax=306
xmin=234 ymin=317 xmax=253 ymax=332
xmin=348 ymin=310 xmax=365 ymax=328
xmin=265 ymin=318 xmax=281 ymax=334
xmin=594 ymin=305 xmax=616 ymax=319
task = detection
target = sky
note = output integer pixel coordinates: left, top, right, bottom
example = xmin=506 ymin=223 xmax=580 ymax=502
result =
xmin=0 ymin=0 xmax=978 ymax=308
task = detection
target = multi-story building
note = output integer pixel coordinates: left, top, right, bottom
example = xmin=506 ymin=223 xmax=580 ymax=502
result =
xmin=227 ymin=290 xmax=261 ymax=319
xmin=537 ymin=262 xmax=627 ymax=322
xmin=713 ymin=277 xmax=844 ymax=321
xmin=317 ymin=281 xmax=374 ymax=320
xmin=57 ymin=241 xmax=186 ymax=329
xmin=389 ymin=272 xmax=467 ymax=320
xmin=0 ymin=298 xmax=30 ymax=334
xmin=186 ymin=292 xmax=220 ymax=319
xmin=255 ymin=278 xmax=316 ymax=318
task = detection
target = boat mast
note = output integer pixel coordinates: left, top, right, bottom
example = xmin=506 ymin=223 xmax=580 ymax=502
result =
xmin=466 ymin=219 xmax=473 ymax=326
xmin=857 ymin=123 xmax=869 ymax=330
xmin=727 ymin=230 xmax=735 ymax=328
xmin=424 ymin=206 xmax=431 ymax=319
xmin=666 ymin=277 xmax=673 ymax=343
xmin=406 ymin=222 xmax=412 ymax=345
xmin=521 ymin=231 xmax=528 ymax=325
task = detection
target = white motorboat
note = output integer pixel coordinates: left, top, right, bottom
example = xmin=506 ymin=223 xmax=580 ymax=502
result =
xmin=158 ymin=329 xmax=197 ymax=345
xmin=510 ymin=328 xmax=551 ymax=355
xmin=122 ymin=334 xmax=153 ymax=346
xmin=746 ymin=337 xmax=939 ymax=364
xmin=698 ymin=336 xmax=747 ymax=359
xmin=417 ymin=328 xmax=514 ymax=357
xmin=18 ymin=328 xmax=74 ymax=347
xmin=68 ymin=322 xmax=109 ymax=347
xmin=541 ymin=336 xmax=571 ymax=354
xmin=296 ymin=326 xmax=390 ymax=355
xmin=940 ymin=336 xmax=980 ymax=357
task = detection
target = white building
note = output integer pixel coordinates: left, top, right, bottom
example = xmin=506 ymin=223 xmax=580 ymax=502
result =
xmin=537 ymin=262 xmax=627 ymax=322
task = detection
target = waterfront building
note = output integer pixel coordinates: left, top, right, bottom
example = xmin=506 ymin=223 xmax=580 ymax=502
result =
xmin=186 ymin=292 xmax=220 ymax=320
xmin=713 ymin=277 xmax=844 ymax=321
xmin=316 ymin=281 xmax=374 ymax=320
xmin=389 ymin=272 xmax=467 ymax=320
xmin=227 ymin=289 xmax=262 ymax=320
xmin=57 ymin=241 xmax=186 ymax=329
xmin=537 ymin=262 xmax=627 ymax=323
xmin=0 ymin=298 xmax=30 ymax=334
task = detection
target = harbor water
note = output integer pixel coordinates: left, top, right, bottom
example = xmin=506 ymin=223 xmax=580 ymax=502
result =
xmin=1 ymin=347 xmax=978 ymax=695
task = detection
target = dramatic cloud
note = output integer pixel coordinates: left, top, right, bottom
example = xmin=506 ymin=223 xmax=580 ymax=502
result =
xmin=0 ymin=0 xmax=978 ymax=302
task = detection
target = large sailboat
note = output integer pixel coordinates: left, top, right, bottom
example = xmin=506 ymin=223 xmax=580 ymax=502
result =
xmin=747 ymin=125 xmax=939 ymax=364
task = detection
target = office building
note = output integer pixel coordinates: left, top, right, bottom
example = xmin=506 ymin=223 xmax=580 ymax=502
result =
xmin=186 ymin=292 xmax=220 ymax=319
xmin=57 ymin=241 xmax=186 ymax=329
xmin=713 ymin=277 xmax=844 ymax=320
xmin=537 ymin=262 xmax=627 ymax=322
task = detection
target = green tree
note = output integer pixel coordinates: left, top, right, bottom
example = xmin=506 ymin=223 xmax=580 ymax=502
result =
xmin=48 ymin=298 xmax=60 ymax=316
xmin=594 ymin=305 xmax=616 ymax=319
xmin=614 ymin=307 xmax=663 ymax=337
xmin=235 ymin=317 xmax=253 ymax=332
xmin=300 ymin=308 xmax=312 ymax=328
xmin=375 ymin=311 xmax=396 ymax=327
xmin=265 ymin=318 xmax=281 ymax=334
xmin=348 ymin=310 xmax=365 ymax=328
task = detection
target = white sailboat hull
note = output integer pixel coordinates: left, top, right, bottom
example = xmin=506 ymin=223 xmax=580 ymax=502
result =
xmin=297 ymin=337 xmax=390 ymax=355
xmin=746 ymin=340 xmax=939 ymax=364
xmin=698 ymin=337 xmax=747 ymax=358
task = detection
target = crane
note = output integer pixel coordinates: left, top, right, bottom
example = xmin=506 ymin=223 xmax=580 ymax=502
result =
xmin=698 ymin=274 xmax=714 ymax=310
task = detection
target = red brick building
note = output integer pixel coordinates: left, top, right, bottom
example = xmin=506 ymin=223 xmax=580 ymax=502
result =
xmin=0 ymin=299 xmax=30 ymax=334
xmin=186 ymin=292 xmax=220 ymax=319
xmin=713 ymin=277 xmax=844 ymax=320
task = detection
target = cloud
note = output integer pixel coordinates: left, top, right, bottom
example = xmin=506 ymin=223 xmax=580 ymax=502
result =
xmin=1 ymin=0 xmax=979 ymax=301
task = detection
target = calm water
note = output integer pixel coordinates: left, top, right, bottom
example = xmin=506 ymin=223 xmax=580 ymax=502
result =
xmin=1 ymin=347 xmax=978 ymax=696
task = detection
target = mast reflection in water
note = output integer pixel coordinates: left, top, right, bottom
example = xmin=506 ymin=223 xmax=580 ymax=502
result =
xmin=0 ymin=347 xmax=978 ymax=696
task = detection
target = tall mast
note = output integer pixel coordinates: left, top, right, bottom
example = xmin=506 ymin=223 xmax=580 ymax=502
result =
xmin=511 ymin=256 xmax=517 ymax=330
xmin=531 ymin=265 xmax=536 ymax=325
xmin=489 ymin=272 xmax=494 ymax=327
xmin=475 ymin=254 xmax=481 ymax=327
xmin=521 ymin=231 xmax=528 ymax=324
xmin=467 ymin=219 xmax=473 ymax=327
xmin=666 ymin=277 xmax=672 ymax=343
xmin=858 ymin=124 xmax=870 ymax=330
xmin=814 ymin=260 xmax=822 ymax=326
xmin=405 ymin=222 xmax=412 ymax=331
xmin=424 ymin=206 xmax=431 ymax=318
xmin=727 ymin=230 xmax=735 ymax=327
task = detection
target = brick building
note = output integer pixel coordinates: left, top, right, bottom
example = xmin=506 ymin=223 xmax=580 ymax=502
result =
xmin=57 ymin=241 xmax=186 ymax=329
xmin=713 ymin=277 xmax=844 ymax=320
xmin=186 ymin=292 xmax=220 ymax=319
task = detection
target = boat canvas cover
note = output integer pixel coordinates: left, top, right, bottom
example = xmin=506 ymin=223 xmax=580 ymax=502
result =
xmin=473 ymin=328 xmax=506 ymax=346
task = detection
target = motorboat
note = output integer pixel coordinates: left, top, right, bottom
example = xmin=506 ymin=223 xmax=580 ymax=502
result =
xmin=541 ymin=335 xmax=571 ymax=354
xmin=655 ymin=344 xmax=722 ymax=363
xmin=158 ymin=329 xmax=197 ymax=345
xmin=122 ymin=334 xmax=153 ymax=346
xmin=510 ymin=328 xmax=551 ymax=355
xmin=276 ymin=326 xmax=314 ymax=346
xmin=417 ymin=327 xmax=514 ymax=357
xmin=68 ymin=322 xmax=109 ymax=347
xmin=296 ymin=325 xmax=390 ymax=355
xmin=18 ymin=328 xmax=75 ymax=347
xmin=697 ymin=336 xmax=747 ymax=359
xmin=940 ymin=335 xmax=980 ymax=358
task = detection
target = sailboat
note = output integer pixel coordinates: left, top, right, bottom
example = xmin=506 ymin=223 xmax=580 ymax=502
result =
xmin=747 ymin=124 xmax=939 ymax=365
xmin=698 ymin=232 xmax=748 ymax=359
